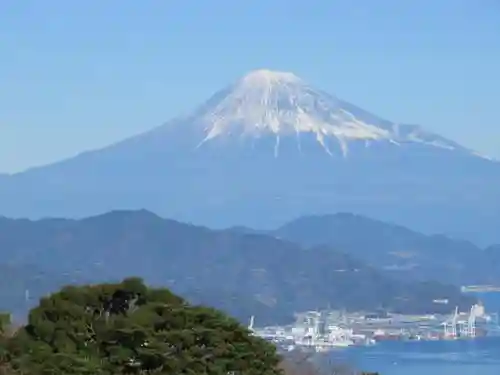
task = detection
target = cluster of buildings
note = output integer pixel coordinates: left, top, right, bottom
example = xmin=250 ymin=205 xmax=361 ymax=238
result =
xmin=248 ymin=312 xmax=375 ymax=353
xmin=248 ymin=303 xmax=499 ymax=353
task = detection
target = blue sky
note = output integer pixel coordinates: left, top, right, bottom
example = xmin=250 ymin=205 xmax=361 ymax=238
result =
xmin=1 ymin=0 xmax=499 ymax=173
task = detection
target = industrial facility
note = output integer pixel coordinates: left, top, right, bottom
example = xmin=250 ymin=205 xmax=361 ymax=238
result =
xmin=249 ymin=303 xmax=499 ymax=353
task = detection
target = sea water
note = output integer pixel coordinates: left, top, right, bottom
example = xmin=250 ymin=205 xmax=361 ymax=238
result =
xmin=329 ymin=293 xmax=500 ymax=375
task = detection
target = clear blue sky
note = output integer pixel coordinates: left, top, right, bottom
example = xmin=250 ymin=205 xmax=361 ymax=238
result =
xmin=1 ymin=0 xmax=499 ymax=173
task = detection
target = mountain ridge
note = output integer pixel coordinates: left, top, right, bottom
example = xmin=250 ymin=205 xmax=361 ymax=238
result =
xmin=0 ymin=209 xmax=476 ymax=324
xmin=141 ymin=69 xmax=480 ymax=159
xmin=0 ymin=69 xmax=499 ymax=244
xmin=273 ymin=213 xmax=500 ymax=286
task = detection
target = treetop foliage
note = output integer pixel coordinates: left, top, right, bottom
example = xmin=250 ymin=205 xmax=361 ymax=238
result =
xmin=0 ymin=277 xmax=281 ymax=375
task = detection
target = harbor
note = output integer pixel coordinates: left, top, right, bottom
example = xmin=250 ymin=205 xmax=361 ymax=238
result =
xmin=249 ymin=303 xmax=500 ymax=353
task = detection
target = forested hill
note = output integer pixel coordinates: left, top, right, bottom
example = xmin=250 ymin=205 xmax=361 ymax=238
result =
xmin=0 ymin=210 xmax=474 ymax=325
xmin=273 ymin=213 xmax=500 ymax=286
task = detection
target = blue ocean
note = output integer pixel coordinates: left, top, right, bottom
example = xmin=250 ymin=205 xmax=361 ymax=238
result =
xmin=329 ymin=293 xmax=500 ymax=375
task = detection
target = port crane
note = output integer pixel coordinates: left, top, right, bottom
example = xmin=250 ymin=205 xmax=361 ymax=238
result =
xmin=442 ymin=305 xmax=478 ymax=338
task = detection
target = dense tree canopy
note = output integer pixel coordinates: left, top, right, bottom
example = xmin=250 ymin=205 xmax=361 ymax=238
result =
xmin=0 ymin=278 xmax=282 ymax=375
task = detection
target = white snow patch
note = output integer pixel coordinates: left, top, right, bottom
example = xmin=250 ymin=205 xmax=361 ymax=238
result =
xmin=240 ymin=69 xmax=302 ymax=87
xmin=472 ymin=152 xmax=496 ymax=161
xmin=406 ymin=132 xmax=455 ymax=150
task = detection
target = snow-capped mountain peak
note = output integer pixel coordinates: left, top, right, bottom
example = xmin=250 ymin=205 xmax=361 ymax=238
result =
xmin=169 ymin=69 xmax=476 ymax=158
xmin=239 ymin=69 xmax=303 ymax=87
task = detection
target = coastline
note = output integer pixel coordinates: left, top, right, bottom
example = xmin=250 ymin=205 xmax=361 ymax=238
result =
xmin=461 ymin=286 xmax=500 ymax=293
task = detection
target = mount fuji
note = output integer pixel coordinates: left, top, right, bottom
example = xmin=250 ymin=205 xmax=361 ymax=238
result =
xmin=2 ymin=70 xmax=499 ymax=243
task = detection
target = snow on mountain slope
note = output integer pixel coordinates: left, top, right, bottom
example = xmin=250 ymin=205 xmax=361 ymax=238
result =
xmin=166 ymin=69 xmax=475 ymax=158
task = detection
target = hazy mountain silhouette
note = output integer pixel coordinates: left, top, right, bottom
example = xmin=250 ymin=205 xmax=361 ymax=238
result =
xmin=273 ymin=213 xmax=500 ymax=286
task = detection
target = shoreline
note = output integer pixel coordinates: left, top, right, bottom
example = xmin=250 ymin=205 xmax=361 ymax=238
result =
xmin=461 ymin=286 xmax=500 ymax=293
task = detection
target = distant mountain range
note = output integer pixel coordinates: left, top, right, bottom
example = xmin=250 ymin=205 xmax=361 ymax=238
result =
xmin=0 ymin=211 xmax=480 ymax=322
xmin=0 ymin=70 xmax=499 ymax=244
xmin=0 ymin=210 xmax=477 ymax=325
xmin=271 ymin=213 xmax=500 ymax=286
